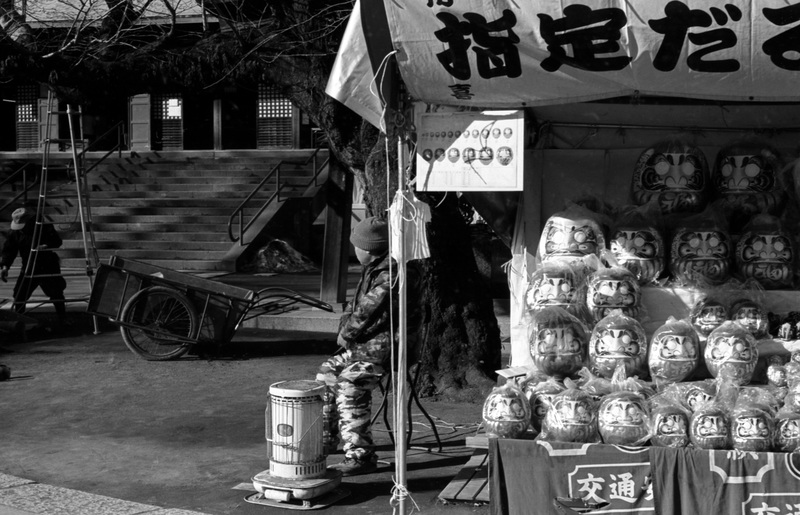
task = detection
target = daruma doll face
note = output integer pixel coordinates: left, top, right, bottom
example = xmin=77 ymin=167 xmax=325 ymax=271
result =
xmin=671 ymin=228 xmax=731 ymax=286
xmin=649 ymin=322 xmax=699 ymax=384
xmin=540 ymin=215 xmax=604 ymax=262
xmin=528 ymin=308 xmax=588 ymax=379
xmin=632 ymin=140 xmax=709 ymax=213
xmin=736 ymin=231 xmax=794 ymax=290
xmin=598 ymin=392 xmax=649 ymax=445
xmin=651 ymin=407 xmax=689 ymax=448
xmin=704 ymin=324 xmax=758 ymax=385
xmin=589 ymin=316 xmax=647 ymax=379
xmin=610 ymin=227 xmax=665 ymax=284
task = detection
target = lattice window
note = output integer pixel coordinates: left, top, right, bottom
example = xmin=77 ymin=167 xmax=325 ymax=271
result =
xmin=257 ymin=84 xmax=293 ymax=148
xmin=16 ymin=84 xmax=37 ymax=123
xmin=153 ymin=95 xmax=182 ymax=120
xmin=258 ymin=84 xmax=292 ymax=118
xmin=151 ymin=93 xmax=183 ymax=150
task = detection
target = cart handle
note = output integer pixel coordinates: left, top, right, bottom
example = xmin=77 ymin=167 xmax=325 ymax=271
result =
xmin=252 ymin=287 xmax=334 ymax=313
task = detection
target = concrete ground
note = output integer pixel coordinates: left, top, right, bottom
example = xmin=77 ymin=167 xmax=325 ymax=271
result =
xmin=0 ymin=270 xmax=506 ymax=515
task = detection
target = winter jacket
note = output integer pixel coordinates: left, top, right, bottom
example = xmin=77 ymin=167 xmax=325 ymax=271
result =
xmin=338 ymin=252 xmax=424 ymax=367
xmin=1 ymin=222 xmax=63 ymax=273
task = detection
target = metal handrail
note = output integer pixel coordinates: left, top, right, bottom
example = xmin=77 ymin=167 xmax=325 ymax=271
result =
xmin=77 ymin=121 xmax=127 ymax=177
xmin=0 ymin=161 xmax=38 ymax=214
xmin=227 ymin=147 xmax=330 ymax=245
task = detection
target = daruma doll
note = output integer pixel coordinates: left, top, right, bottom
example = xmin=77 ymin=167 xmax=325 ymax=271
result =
xmin=528 ymin=307 xmax=589 ymax=379
xmin=609 ymin=224 xmax=665 ymax=285
xmin=649 ymin=318 xmax=700 ymax=385
xmin=589 ymin=311 xmax=648 ymax=379
xmin=704 ymin=321 xmax=759 ymax=386
xmin=670 ymin=223 xmax=732 ymax=287
xmin=711 ymin=139 xmax=784 ymax=229
xmin=598 ymin=391 xmax=650 ymax=446
xmin=735 ymin=215 xmax=794 ymax=290
xmin=586 ymin=266 xmax=642 ymax=324
xmin=632 ymin=137 xmax=710 ymax=214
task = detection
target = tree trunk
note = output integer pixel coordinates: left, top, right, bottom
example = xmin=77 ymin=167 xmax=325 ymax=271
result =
xmin=414 ymin=194 xmax=503 ymax=402
xmin=362 ymin=133 xmax=503 ymax=402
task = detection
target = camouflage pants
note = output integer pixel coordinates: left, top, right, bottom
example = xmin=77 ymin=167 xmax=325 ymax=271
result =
xmin=317 ymin=350 xmax=385 ymax=461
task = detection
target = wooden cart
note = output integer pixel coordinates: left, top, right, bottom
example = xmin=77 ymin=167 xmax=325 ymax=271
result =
xmin=87 ymin=256 xmax=333 ymax=360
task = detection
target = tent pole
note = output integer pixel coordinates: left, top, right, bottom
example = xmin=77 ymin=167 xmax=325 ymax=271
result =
xmin=395 ymin=132 xmax=408 ymax=515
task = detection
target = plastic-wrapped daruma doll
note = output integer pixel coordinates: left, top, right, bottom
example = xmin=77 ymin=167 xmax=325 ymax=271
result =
xmin=598 ymin=391 xmax=651 ymax=445
xmin=609 ymin=223 xmax=666 ymax=285
xmin=649 ymin=391 xmax=691 ymax=448
xmin=681 ymin=381 xmax=716 ymax=413
xmin=631 ymin=137 xmax=710 ymax=214
xmin=735 ymin=215 xmax=795 ymax=290
xmin=690 ymin=402 xmax=731 ymax=450
xmin=528 ymin=307 xmax=589 ymax=379
xmin=482 ymin=382 xmax=531 ymax=439
xmin=711 ymin=139 xmax=785 ymax=231
xmin=589 ymin=311 xmax=648 ymax=379
xmin=731 ymin=404 xmax=774 ymax=452
xmin=540 ymin=387 xmax=599 ymax=443
xmin=538 ymin=207 xmax=606 ymax=264
xmin=704 ymin=321 xmax=759 ymax=386
xmin=648 ymin=317 xmax=700 ymax=385
xmin=775 ymin=412 xmax=800 ymax=452
xmin=729 ymin=298 xmax=770 ymax=340
xmin=670 ymin=222 xmax=732 ymax=287
xmin=525 ymin=261 xmax=591 ymax=324
xmin=521 ymin=376 xmax=566 ymax=434
xmin=586 ymin=266 xmax=642 ymax=324
xmin=690 ymin=299 xmax=729 ymax=338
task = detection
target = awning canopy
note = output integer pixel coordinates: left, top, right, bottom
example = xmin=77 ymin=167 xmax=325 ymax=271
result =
xmin=327 ymin=0 xmax=800 ymax=127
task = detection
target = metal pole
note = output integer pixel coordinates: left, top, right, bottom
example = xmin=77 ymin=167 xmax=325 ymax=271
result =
xmin=395 ymin=133 xmax=408 ymax=515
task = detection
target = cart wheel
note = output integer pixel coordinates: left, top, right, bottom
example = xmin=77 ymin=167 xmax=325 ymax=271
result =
xmin=119 ymin=286 xmax=199 ymax=361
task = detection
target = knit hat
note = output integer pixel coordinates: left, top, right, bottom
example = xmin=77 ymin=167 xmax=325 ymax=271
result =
xmin=10 ymin=208 xmax=33 ymax=230
xmin=350 ymin=217 xmax=389 ymax=253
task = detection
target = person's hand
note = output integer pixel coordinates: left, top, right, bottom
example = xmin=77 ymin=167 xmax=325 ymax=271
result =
xmin=1 ymin=267 xmax=8 ymax=283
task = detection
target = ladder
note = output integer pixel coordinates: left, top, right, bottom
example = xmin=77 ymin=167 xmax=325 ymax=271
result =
xmin=10 ymin=88 xmax=100 ymax=330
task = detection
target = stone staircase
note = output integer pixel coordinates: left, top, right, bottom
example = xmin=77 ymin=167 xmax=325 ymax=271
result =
xmin=1 ymin=150 xmax=327 ymax=272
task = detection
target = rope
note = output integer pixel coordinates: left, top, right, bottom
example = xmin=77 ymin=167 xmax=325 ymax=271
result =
xmin=390 ymin=479 xmax=420 ymax=514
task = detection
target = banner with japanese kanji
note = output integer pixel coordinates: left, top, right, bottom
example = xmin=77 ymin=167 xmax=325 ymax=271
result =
xmin=346 ymin=0 xmax=800 ymax=113
xmin=490 ymin=439 xmax=654 ymax=514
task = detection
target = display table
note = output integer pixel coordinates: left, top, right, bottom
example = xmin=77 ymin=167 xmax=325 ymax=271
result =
xmin=489 ymin=438 xmax=800 ymax=515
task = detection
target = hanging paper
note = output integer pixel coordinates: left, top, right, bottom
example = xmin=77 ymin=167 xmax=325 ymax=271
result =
xmin=389 ymin=191 xmax=432 ymax=262
xmin=415 ymin=109 xmax=524 ymax=192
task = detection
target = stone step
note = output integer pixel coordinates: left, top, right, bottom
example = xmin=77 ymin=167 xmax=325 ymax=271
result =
xmin=48 ymin=205 xmax=260 ymax=216
xmin=62 ymin=257 xmax=235 ymax=272
xmin=56 ymin=222 xmax=234 ymax=232
xmin=93 ymin=165 xmax=312 ymax=177
xmin=93 ymin=183 xmax=303 ymax=193
xmin=61 ymin=239 xmax=231 ymax=251
xmin=81 ymin=190 xmax=272 ymax=199
xmin=92 ymin=169 xmax=312 ymax=180
xmin=57 ymin=248 xmax=229 ymax=260
xmin=91 ymin=231 xmax=232 ymax=241
xmin=48 ymin=213 xmax=243 ymax=224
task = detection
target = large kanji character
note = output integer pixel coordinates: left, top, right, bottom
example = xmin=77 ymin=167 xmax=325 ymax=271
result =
xmin=463 ymin=10 xmax=521 ymax=78
xmin=435 ymin=12 xmax=473 ymax=80
xmin=434 ymin=10 xmax=521 ymax=80
xmin=763 ymin=3 xmax=800 ymax=71
xmin=538 ymin=4 xmax=630 ymax=72
xmin=649 ymin=1 xmax=741 ymax=72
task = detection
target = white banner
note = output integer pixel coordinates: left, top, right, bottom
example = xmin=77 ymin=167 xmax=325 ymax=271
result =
xmin=382 ymin=0 xmax=800 ymax=107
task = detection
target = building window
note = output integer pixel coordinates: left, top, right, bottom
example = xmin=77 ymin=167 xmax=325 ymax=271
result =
xmin=152 ymin=94 xmax=183 ymax=150
xmin=257 ymin=84 xmax=293 ymax=148
xmin=16 ymin=84 xmax=38 ymax=150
